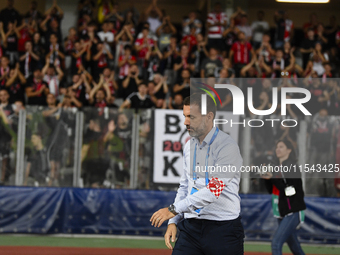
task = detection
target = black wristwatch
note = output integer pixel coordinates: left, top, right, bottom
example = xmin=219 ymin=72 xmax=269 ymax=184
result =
xmin=168 ymin=204 xmax=178 ymax=215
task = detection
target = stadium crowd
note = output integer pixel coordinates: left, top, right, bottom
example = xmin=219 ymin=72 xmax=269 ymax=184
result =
xmin=0 ymin=0 xmax=340 ymax=194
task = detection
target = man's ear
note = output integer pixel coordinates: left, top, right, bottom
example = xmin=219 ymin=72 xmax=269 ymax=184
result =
xmin=207 ymin=112 xmax=214 ymax=120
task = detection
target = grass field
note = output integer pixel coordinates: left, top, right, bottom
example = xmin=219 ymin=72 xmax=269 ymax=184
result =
xmin=0 ymin=235 xmax=339 ymax=255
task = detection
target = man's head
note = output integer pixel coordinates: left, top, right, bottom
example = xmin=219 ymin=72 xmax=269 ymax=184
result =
xmin=209 ymin=47 xmax=218 ymax=58
xmin=31 ymin=134 xmax=43 ymax=149
xmin=183 ymin=93 xmax=216 ymax=139
xmin=102 ymin=21 xmax=109 ymax=32
xmin=117 ymin=112 xmax=128 ymax=129
xmin=96 ymin=89 xmax=106 ymax=102
xmin=124 ymin=45 xmax=132 ymax=56
xmin=257 ymin=10 xmax=264 ymax=21
xmin=214 ymin=2 xmax=222 ymax=13
xmin=142 ymin=27 xmax=149 ymax=38
xmin=180 ymin=44 xmax=189 ymax=56
xmin=103 ymin=67 xmax=111 ymax=77
xmin=7 ymin=0 xmax=14 ymax=8
xmin=237 ymin=31 xmax=245 ymax=42
xmin=307 ymin=28 xmax=314 ymax=40
xmin=181 ymin=68 xmax=191 ymax=79
xmin=25 ymin=40 xmax=33 ymax=52
xmin=49 ymin=33 xmax=58 ymax=44
xmin=1 ymin=55 xmax=10 ymax=68
xmin=138 ymin=83 xmax=148 ymax=96
xmin=0 ymin=89 xmax=9 ymax=104
xmin=47 ymin=64 xmax=56 ymax=76
xmin=31 ymin=1 xmax=37 ymax=10
xmin=46 ymin=93 xmax=56 ymax=106
xmin=33 ymin=68 xmax=42 ymax=80
xmin=318 ymin=108 xmax=328 ymax=119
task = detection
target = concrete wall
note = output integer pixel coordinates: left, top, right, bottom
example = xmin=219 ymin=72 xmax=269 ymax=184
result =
xmin=247 ymin=0 xmax=340 ymax=28
xmin=0 ymin=0 xmax=46 ymax=17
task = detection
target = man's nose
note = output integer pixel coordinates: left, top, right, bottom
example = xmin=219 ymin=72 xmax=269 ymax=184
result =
xmin=184 ymin=118 xmax=190 ymax=126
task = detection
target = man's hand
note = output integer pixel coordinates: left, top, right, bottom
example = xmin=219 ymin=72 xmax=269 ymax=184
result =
xmin=164 ymin=223 xmax=177 ymax=250
xmin=150 ymin=207 xmax=176 ymax=228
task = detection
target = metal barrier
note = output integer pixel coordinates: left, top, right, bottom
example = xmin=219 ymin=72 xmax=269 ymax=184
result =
xmin=1 ymin=107 xmax=338 ymax=197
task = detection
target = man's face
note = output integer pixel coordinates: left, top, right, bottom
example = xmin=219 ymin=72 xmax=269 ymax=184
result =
xmin=31 ymin=134 xmax=41 ymax=148
xmin=1 ymin=57 xmax=9 ymax=67
xmin=103 ymin=68 xmax=111 ymax=77
xmin=118 ymin=114 xmax=128 ymax=128
xmin=8 ymin=0 xmax=14 ymax=8
xmin=47 ymin=67 xmax=55 ymax=76
xmin=34 ymin=70 xmax=42 ymax=79
xmin=96 ymin=90 xmax=105 ymax=101
xmin=0 ymin=90 xmax=9 ymax=103
xmin=47 ymin=94 xmax=56 ymax=105
xmin=183 ymin=104 xmax=208 ymax=138
xmin=238 ymin=32 xmax=245 ymax=41
xmin=50 ymin=34 xmax=57 ymax=44
xmin=138 ymin=85 xmax=147 ymax=96
xmin=181 ymin=46 xmax=188 ymax=56
xmin=25 ymin=41 xmax=32 ymax=51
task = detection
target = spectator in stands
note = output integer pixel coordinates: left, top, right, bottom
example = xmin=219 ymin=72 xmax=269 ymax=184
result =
xmin=229 ymin=31 xmax=255 ymax=77
xmin=64 ymin=27 xmax=78 ymax=57
xmin=303 ymin=13 xmax=318 ymax=36
xmin=0 ymin=0 xmax=20 ymax=33
xmin=256 ymin=33 xmax=275 ymax=65
xmin=42 ymin=59 xmax=64 ymax=101
xmin=17 ymin=18 xmax=35 ymax=55
xmin=24 ymin=132 xmax=50 ymax=186
xmin=173 ymin=68 xmax=191 ymax=100
xmin=180 ymin=25 xmax=197 ymax=54
xmin=200 ymin=47 xmax=222 ymax=78
xmin=148 ymin=74 xmax=168 ymax=108
xmin=97 ymin=21 xmax=114 ymax=51
xmin=236 ymin=14 xmax=252 ymax=42
xmin=173 ymin=44 xmax=195 ymax=78
xmin=0 ymin=55 xmax=11 ymax=89
xmin=6 ymin=63 xmax=26 ymax=103
xmin=105 ymin=2 xmax=123 ymax=30
xmin=89 ymin=74 xmax=111 ymax=108
xmin=191 ymin=33 xmax=208 ymax=75
xmin=144 ymin=0 xmax=163 ymax=35
xmin=25 ymin=1 xmax=43 ymax=23
xmin=182 ymin=11 xmax=202 ymax=36
xmin=122 ymin=64 xmax=141 ymax=99
xmin=251 ymin=11 xmax=269 ymax=49
xmin=19 ymin=40 xmax=40 ymax=78
xmin=0 ymin=89 xmax=14 ymax=184
xmin=4 ymin=21 xmax=21 ymax=65
xmin=300 ymin=28 xmax=316 ymax=69
xmin=315 ymin=23 xmax=328 ymax=47
xmin=120 ymin=82 xmax=154 ymax=110
xmin=114 ymin=26 xmax=134 ymax=69
xmin=168 ymin=93 xmax=183 ymax=110
xmin=46 ymin=33 xmax=65 ymax=67
xmin=156 ymin=16 xmax=177 ymax=53
xmin=162 ymin=35 xmax=179 ymax=84
xmin=303 ymin=71 xmax=329 ymax=115
xmin=135 ymin=26 xmax=155 ymax=78
xmin=274 ymin=10 xmax=294 ymax=49
xmin=26 ymin=68 xmax=49 ymax=105
xmin=118 ymin=44 xmax=136 ymax=80
xmin=40 ymin=14 xmax=63 ymax=46
xmin=207 ymin=2 xmax=227 ymax=52
xmin=146 ymin=43 xmax=163 ymax=80
xmin=304 ymin=42 xmax=328 ymax=76
xmin=93 ymin=42 xmax=113 ymax=78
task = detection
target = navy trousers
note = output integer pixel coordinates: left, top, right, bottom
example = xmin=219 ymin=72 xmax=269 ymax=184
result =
xmin=172 ymin=217 xmax=244 ymax=255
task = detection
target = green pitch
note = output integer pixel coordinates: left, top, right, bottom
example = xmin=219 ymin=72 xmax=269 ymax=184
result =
xmin=0 ymin=235 xmax=339 ymax=254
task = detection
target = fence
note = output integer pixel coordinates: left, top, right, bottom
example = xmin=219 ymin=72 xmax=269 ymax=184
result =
xmin=1 ymin=106 xmax=340 ymax=197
